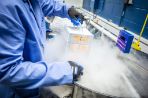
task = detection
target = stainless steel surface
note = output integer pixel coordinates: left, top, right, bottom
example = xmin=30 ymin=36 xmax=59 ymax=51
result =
xmin=44 ymin=17 xmax=148 ymax=98
xmin=40 ymin=85 xmax=73 ymax=98
xmin=118 ymin=52 xmax=148 ymax=98
xmin=73 ymin=51 xmax=148 ymax=98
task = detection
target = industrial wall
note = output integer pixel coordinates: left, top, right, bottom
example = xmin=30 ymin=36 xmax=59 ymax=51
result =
xmin=64 ymin=0 xmax=83 ymax=8
xmin=83 ymin=0 xmax=148 ymax=39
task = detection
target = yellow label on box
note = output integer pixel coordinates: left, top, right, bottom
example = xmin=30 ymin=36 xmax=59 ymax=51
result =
xmin=69 ymin=44 xmax=89 ymax=53
xmin=72 ymin=35 xmax=81 ymax=42
xmin=72 ymin=35 xmax=91 ymax=43
xmin=79 ymin=45 xmax=89 ymax=51
xmin=80 ymin=36 xmax=90 ymax=43
xmin=69 ymin=44 xmax=79 ymax=51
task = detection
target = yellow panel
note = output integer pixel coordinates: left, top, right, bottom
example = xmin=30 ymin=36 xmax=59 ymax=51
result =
xmin=69 ymin=44 xmax=89 ymax=53
xmin=79 ymin=45 xmax=89 ymax=51
xmin=72 ymin=35 xmax=81 ymax=43
xmin=71 ymin=35 xmax=92 ymax=44
xmin=80 ymin=36 xmax=90 ymax=43
xmin=69 ymin=44 xmax=79 ymax=51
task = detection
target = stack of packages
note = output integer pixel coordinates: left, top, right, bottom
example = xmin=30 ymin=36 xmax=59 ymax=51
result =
xmin=64 ymin=26 xmax=94 ymax=53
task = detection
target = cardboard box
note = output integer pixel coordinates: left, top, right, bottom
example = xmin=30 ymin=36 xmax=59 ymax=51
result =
xmin=64 ymin=27 xmax=93 ymax=52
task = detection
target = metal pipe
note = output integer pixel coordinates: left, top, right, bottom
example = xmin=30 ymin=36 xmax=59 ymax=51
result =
xmin=90 ymin=21 xmax=117 ymax=42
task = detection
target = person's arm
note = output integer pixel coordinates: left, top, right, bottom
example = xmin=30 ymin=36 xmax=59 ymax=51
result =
xmin=38 ymin=0 xmax=70 ymax=18
xmin=0 ymin=10 xmax=72 ymax=90
xmin=38 ymin=0 xmax=85 ymax=25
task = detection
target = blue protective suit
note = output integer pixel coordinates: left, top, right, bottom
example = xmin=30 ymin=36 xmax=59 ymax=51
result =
xmin=0 ymin=0 xmax=73 ymax=97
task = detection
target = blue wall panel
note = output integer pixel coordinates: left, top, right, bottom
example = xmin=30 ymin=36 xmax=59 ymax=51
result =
xmin=83 ymin=0 xmax=148 ymax=39
xmin=83 ymin=0 xmax=91 ymax=11
xmin=120 ymin=1 xmax=148 ymax=39
xmin=132 ymin=0 xmax=148 ymax=9
xmin=96 ymin=0 xmax=124 ymax=25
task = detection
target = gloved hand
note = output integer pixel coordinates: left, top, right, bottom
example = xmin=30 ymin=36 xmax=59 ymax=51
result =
xmin=68 ymin=61 xmax=84 ymax=82
xmin=68 ymin=6 xmax=84 ymax=26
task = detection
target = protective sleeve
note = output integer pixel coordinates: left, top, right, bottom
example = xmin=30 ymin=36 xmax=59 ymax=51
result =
xmin=38 ymin=0 xmax=71 ymax=18
xmin=0 ymin=12 xmax=73 ymax=89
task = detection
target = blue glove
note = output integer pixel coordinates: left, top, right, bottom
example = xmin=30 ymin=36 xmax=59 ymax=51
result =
xmin=70 ymin=18 xmax=81 ymax=26
xmin=68 ymin=6 xmax=84 ymax=26
xmin=68 ymin=61 xmax=84 ymax=82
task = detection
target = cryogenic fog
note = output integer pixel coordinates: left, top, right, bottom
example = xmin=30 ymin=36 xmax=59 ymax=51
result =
xmin=44 ymin=17 xmax=140 ymax=98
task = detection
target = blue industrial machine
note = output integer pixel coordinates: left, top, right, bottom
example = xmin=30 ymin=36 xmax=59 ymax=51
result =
xmin=117 ymin=30 xmax=134 ymax=53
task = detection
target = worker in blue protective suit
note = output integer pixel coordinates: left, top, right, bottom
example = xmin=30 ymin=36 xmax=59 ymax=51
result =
xmin=0 ymin=0 xmax=84 ymax=98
